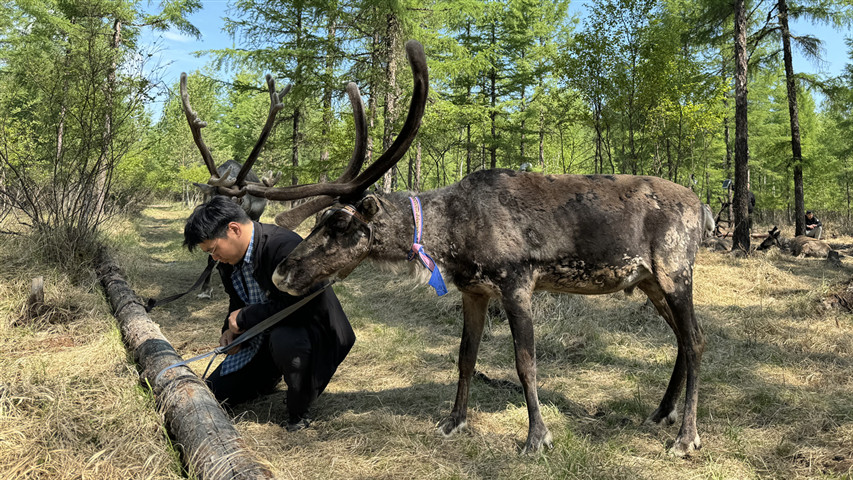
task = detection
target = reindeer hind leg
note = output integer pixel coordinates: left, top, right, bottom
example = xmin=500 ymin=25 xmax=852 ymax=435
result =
xmin=638 ymin=278 xmax=704 ymax=456
xmin=664 ymin=283 xmax=704 ymax=457
xmin=638 ymin=279 xmax=684 ymax=427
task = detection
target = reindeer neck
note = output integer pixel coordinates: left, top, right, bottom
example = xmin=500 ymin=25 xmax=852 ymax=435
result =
xmin=368 ymin=190 xmax=451 ymax=264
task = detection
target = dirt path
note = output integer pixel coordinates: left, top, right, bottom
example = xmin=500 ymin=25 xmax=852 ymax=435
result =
xmin=130 ymin=205 xmax=229 ymax=359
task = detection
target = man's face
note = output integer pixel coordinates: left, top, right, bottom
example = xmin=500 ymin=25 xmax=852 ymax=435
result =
xmin=198 ymin=222 xmax=248 ymax=265
xmin=806 ymin=212 xmax=813 ymax=220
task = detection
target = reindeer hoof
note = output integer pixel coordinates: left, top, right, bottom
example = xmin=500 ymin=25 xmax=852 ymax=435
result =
xmin=645 ymin=408 xmax=677 ymax=426
xmin=437 ymin=417 xmax=466 ymax=437
xmin=669 ymin=433 xmax=701 ymax=457
xmin=521 ymin=429 xmax=553 ymax=454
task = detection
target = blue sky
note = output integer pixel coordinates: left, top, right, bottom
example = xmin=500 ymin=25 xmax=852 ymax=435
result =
xmin=140 ymin=0 xmax=852 ymax=115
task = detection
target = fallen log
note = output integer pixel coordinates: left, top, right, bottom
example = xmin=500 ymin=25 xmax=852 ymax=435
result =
xmin=95 ymin=249 xmax=273 ymax=480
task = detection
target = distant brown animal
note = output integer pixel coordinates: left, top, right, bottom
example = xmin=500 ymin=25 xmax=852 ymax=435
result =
xmin=757 ymin=226 xmax=840 ymax=264
xmin=701 ymin=235 xmax=732 ymax=251
xmin=199 ymin=40 xmax=708 ymax=457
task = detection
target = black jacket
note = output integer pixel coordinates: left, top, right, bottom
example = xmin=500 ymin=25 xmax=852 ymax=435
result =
xmin=216 ymin=222 xmax=356 ymax=395
xmin=806 ymin=215 xmax=822 ymax=229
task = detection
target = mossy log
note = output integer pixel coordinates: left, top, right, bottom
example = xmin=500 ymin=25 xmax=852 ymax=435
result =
xmin=95 ymin=250 xmax=273 ymax=480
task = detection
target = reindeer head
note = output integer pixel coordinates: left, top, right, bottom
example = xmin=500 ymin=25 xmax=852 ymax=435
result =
xmin=245 ymin=40 xmax=428 ymax=294
xmin=272 ymin=197 xmax=384 ymax=294
xmin=757 ymin=226 xmax=782 ymax=251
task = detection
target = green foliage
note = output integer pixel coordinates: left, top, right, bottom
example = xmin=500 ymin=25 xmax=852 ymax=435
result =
xmin=0 ymin=0 xmax=199 ymax=270
xmin=3 ymin=0 xmax=851 ymax=234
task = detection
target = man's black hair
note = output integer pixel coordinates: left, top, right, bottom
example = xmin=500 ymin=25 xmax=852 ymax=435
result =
xmin=806 ymin=210 xmax=813 ymax=215
xmin=183 ymin=196 xmax=251 ymax=252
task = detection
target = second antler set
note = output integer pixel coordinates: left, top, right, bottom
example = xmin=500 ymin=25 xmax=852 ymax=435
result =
xmin=180 ymin=40 xmax=428 ymax=229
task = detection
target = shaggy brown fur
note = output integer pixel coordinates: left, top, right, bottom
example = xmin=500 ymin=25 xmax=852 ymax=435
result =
xmin=273 ymin=169 xmax=707 ymax=456
xmin=758 ymin=226 xmax=835 ymax=259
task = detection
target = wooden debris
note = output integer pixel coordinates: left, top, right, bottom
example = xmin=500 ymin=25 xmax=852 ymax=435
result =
xmin=26 ymin=276 xmax=45 ymax=317
xmin=95 ymin=249 xmax=273 ymax=480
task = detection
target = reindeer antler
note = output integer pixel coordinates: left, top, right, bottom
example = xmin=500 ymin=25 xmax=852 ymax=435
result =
xmin=246 ymin=39 xmax=428 ymax=228
xmin=180 ymin=73 xmax=220 ymax=184
xmin=270 ymin=82 xmax=368 ymax=228
xmin=234 ymin=75 xmax=289 ymax=186
xmin=180 ymin=73 xmax=290 ymax=195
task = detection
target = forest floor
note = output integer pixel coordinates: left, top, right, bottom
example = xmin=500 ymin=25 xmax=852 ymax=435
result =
xmin=3 ymin=203 xmax=853 ymax=479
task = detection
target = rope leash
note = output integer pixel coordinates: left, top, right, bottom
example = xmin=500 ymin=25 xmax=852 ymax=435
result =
xmin=153 ymin=281 xmax=334 ymax=385
xmin=145 ymin=260 xmax=219 ymax=312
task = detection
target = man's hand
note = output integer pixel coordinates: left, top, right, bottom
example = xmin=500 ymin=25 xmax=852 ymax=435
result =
xmin=219 ymin=329 xmax=242 ymax=355
xmin=227 ymin=309 xmax=243 ymax=334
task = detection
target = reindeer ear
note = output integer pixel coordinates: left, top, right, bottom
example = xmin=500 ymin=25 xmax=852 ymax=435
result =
xmin=193 ymin=182 xmax=216 ymax=196
xmin=359 ymin=195 xmax=381 ymax=221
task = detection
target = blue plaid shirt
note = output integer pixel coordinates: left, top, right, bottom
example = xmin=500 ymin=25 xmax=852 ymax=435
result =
xmin=220 ymin=229 xmax=269 ymax=375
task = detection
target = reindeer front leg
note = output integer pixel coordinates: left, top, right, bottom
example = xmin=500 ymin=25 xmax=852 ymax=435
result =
xmin=502 ymin=285 xmax=552 ymax=453
xmin=438 ymin=292 xmax=489 ymax=437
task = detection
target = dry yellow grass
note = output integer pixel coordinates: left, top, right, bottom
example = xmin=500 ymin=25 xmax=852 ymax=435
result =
xmin=0 ymin=226 xmax=183 ymax=479
xmin=5 ymin=202 xmax=853 ymax=479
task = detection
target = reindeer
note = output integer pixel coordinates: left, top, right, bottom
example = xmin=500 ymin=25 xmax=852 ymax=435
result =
xmin=200 ymin=40 xmax=706 ymax=456
xmin=757 ymin=226 xmax=841 ymax=265
xmin=179 ymin=73 xmax=286 ymax=298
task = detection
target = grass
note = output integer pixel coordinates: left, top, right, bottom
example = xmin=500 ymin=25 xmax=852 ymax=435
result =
xmin=0 ymin=222 xmax=183 ymax=479
xmin=3 ymin=202 xmax=853 ymax=479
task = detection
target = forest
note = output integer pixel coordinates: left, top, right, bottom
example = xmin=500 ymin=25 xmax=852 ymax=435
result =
xmin=1 ymin=0 xmax=852 ymax=250
xmin=4 ymin=2 xmax=853 ymax=478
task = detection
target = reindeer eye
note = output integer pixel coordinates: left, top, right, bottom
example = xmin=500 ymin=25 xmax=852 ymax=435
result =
xmin=318 ymin=208 xmax=335 ymax=224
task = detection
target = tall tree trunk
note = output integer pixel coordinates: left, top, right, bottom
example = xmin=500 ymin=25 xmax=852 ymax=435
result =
xmin=593 ymin=101 xmax=603 ymax=174
xmin=489 ymin=24 xmax=497 ymax=170
xmin=291 ymin=107 xmax=301 ymax=186
xmin=414 ymin=140 xmax=422 ymax=192
xmin=722 ymin=52 xmax=734 ymax=227
xmin=778 ymin=0 xmax=806 ymax=235
xmin=291 ymin=8 xmax=304 ymax=186
xmin=381 ymin=13 xmax=400 ymax=193
xmin=56 ymin=39 xmax=72 ymax=165
xmin=538 ymin=108 xmax=545 ymax=170
xmin=628 ymin=85 xmax=638 ymax=175
xmin=666 ymin=138 xmax=673 ymax=181
xmin=366 ymin=26 xmax=380 ymax=178
xmin=464 ymin=23 xmax=473 ymax=176
xmin=846 ymin=173 xmax=850 ymax=225
xmin=520 ymin=85 xmax=526 ymax=164
xmin=559 ymin=125 xmax=565 ymax=173
xmin=319 ymin=13 xmax=337 ymax=180
xmin=466 ymin=123 xmax=472 ymax=175
xmin=605 ymin=122 xmax=615 ymax=174
xmin=94 ymin=18 xmax=121 ymax=222
xmin=733 ymin=0 xmax=751 ymax=252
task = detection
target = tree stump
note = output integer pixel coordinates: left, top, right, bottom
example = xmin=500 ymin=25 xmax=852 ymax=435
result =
xmin=26 ymin=276 xmax=45 ymax=314
xmin=15 ymin=276 xmax=48 ymax=326
xmin=95 ymin=249 xmax=273 ymax=480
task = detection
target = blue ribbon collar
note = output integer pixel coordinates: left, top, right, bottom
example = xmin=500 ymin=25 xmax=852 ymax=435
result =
xmin=407 ymin=196 xmax=448 ymax=296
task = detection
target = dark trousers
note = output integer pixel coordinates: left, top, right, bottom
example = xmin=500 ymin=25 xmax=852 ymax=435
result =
xmin=205 ymin=324 xmax=314 ymax=422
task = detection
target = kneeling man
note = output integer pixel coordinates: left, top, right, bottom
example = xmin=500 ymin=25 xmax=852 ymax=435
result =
xmin=183 ymin=196 xmax=355 ymax=430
